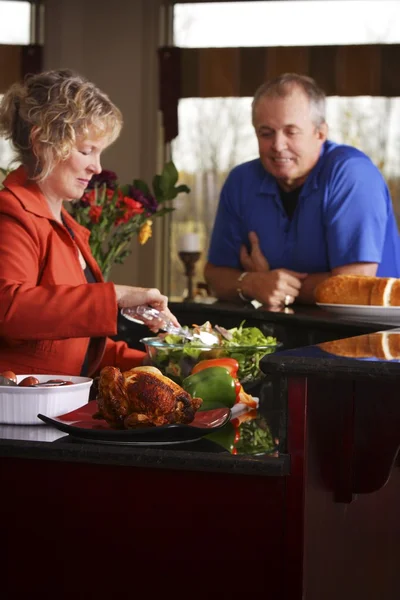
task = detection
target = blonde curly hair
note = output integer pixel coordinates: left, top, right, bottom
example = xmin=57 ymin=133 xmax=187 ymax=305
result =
xmin=0 ymin=69 xmax=123 ymax=181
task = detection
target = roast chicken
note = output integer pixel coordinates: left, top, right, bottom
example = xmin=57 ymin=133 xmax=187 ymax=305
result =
xmin=95 ymin=365 xmax=202 ymax=429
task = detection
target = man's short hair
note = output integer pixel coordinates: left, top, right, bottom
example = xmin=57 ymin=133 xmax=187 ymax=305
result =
xmin=252 ymin=73 xmax=326 ymax=128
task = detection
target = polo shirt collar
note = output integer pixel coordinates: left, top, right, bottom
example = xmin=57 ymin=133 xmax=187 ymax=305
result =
xmin=258 ymin=140 xmax=331 ymax=196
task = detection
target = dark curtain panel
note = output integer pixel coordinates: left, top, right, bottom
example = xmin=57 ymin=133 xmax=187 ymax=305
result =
xmin=159 ymin=43 xmax=400 ymax=141
xmin=0 ymin=44 xmax=43 ymax=93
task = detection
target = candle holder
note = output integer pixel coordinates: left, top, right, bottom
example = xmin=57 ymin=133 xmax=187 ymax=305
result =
xmin=179 ymin=251 xmax=201 ymax=302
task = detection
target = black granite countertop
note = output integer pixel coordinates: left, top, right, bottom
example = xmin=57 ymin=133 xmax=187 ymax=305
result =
xmin=0 ymin=375 xmax=287 ymax=477
xmin=261 ymin=329 xmax=400 ymax=379
xmin=169 ymin=300 xmax=397 ymax=332
xmin=0 ymin=426 xmax=289 ymax=477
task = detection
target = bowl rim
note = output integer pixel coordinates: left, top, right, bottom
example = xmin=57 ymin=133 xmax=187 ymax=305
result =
xmin=0 ymin=374 xmax=92 ymax=391
xmin=139 ymin=336 xmax=282 ymax=350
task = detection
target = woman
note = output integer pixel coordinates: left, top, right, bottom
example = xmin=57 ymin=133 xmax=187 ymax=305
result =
xmin=0 ymin=68 xmax=177 ymax=376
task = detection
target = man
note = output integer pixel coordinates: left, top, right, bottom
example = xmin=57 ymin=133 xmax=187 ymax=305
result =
xmin=204 ymin=73 xmax=400 ymax=307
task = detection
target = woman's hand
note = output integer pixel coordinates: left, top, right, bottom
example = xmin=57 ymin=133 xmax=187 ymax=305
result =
xmin=114 ymin=285 xmax=179 ymax=332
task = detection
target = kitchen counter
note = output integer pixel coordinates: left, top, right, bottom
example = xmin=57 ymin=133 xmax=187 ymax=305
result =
xmin=0 ymin=303 xmax=397 ymax=478
xmin=2 ymin=303 xmax=400 ymax=600
xmin=0 ymin=413 xmax=288 ymax=477
xmin=117 ymin=299 xmax=395 ymax=352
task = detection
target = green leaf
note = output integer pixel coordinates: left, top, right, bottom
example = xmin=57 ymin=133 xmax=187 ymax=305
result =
xmin=159 ymin=162 xmax=179 ymax=198
xmin=162 ymin=161 xmax=179 ymax=186
xmin=133 ymin=179 xmax=150 ymax=195
xmin=175 ymin=184 xmax=190 ymax=195
xmin=152 ymin=174 xmax=163 ymax=201
xmin=119 ymin=183 xmax=131 ymax=196
xmin=154 ymin=207 xmax=175 ymax=217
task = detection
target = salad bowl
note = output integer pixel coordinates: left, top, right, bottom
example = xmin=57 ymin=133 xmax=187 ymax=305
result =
xmin=140 ymin=322 xmax=281 ymax=384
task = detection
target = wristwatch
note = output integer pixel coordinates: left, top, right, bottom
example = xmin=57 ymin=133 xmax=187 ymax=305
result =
xmin=237 ymin=271 xmax=252 ymax=302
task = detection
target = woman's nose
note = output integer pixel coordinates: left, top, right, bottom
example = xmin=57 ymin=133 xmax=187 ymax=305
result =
xmin=89 ymin=156 xmax=102 ymax=174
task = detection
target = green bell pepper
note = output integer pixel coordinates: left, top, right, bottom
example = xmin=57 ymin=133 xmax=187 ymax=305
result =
xmin=182 ymin=366 xmax=238 ymax=410
xmin=205 ymin=422 xmax=237 ymax=452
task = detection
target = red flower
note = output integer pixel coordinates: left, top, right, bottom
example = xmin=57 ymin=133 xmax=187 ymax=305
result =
xmin=120 ymin=196 xmax=144 ymax=215
xmin=81 ymin=189 xmax=96 ymax=207
xmin=89 ymin=205 xmax=103 ymax=224
xmin=114 ymin=212 xmax=131 ymax=226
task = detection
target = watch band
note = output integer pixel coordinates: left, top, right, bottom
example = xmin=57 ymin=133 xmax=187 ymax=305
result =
xmin=237 ymin=271 xmax=252 ymax=302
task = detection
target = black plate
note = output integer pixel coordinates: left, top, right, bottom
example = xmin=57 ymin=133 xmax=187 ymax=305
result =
xmin=37 ymin=401 xmax=231 ymax=446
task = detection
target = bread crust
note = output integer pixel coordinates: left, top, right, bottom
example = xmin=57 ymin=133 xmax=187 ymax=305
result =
xmin=320 ymin=336 xmax=373 ymax=358
xmin=369 ymin=278 xmax=392 ymax=306
xmin=321 ymin=332 xmax=400 ymax=360
xmin=388 ymin=279 xmax=400 ymax=306
xmin=315 ymin=275 xmax=379 ymax=305
xmin=315 ymin=275 xmax=400 ymax=306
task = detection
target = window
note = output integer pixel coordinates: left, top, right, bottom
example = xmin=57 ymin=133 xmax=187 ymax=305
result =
xmin=0 ymin=1 xmax=31 ymax=45
xmin=168 ymin=1 xmax=400 ymax=299
xmin=0 ymin=1 xmax=32 ymax=179
xmin=174 ymin=1 xmax=400 ymax=47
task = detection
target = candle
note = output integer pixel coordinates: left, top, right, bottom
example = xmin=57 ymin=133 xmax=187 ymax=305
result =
xmin=179 ymin=233 xmax=201 ymax=252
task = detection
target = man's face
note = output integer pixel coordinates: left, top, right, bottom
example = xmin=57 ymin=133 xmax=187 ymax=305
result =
xmin=253 ymin=89 xmax=327 ymax=191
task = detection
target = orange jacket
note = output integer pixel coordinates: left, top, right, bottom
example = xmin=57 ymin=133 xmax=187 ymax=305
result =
xmin=0 ymin=167 xmax=145 ymax=376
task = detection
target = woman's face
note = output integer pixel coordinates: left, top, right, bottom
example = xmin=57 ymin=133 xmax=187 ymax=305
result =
xmin=39 ymin=134 xmax=111 ymax=203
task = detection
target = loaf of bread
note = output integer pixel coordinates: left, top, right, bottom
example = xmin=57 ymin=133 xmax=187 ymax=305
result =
xmin=315 ymin=275 xmax=400 ymax=306
xmin=318 ymin=336 xmax=373 ymax=358
xmin=320 ymin=332 xmax=400 ymax=360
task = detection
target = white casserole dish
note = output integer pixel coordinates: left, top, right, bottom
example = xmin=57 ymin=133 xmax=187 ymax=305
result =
xmin=0 ymin=374 xmax=92 ymax=425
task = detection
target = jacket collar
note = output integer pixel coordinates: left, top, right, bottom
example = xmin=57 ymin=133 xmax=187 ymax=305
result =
xmin=3 ymin=165 xmax=90 ymax=242
xmin=3 ymin=165 xmax=54 ymax=219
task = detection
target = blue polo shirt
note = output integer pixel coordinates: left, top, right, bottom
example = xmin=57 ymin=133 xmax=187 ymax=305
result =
xmin=208 ymin=140 xmax=400 ymax=277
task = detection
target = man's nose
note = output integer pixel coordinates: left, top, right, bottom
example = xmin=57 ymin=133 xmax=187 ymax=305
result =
xmin=272 ymin=132 xmax=287 ymax=152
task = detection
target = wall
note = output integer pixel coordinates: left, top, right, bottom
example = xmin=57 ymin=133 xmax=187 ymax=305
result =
xmin=44 ymin=0 xmax=165 ymax=289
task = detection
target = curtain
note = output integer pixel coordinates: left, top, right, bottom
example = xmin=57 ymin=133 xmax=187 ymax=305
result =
xmin=0 ymin=44 xmax=42 ymax=92
xmin=159 ymin=43 xmax=400 ymax=142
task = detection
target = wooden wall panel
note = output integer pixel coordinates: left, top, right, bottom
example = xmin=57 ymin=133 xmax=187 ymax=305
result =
xmin=0 ymin=45 xmax=22 ymax=93
xmin=264 ymin=46 xmax=310 ymax=83
xmin=0 ymin=44 xmax=43 ymax=93
xmin=158 ymin=43 xmax=400 ymax=141
xmin=381 ymin=45 xmax=400 ymax=97
xmin=336 ymin=45 xmax=381 ymax=96
xmin=239 ymin=47 xmax=266 ymax=96
xmin=180 ymin=46 xmax=198 ymax=98
xmin=198 ymin=47 xmax=240 ymax=97
xmin=174 ymin=44 xmax=400 ymax=99
xmin=309 ymin=46 xmax=339 ymax=96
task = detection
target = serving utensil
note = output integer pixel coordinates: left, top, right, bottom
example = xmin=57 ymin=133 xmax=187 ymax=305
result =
xmin=0 ymin=375 xmax=17 ymax=386
xmin=121 ymin=306 xmax=219 ymax=345
xmin=0 ymin=376 xmax=74 ymax=388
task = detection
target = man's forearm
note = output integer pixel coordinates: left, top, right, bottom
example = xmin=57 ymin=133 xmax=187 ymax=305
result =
xmin=204 ymin=263 xmax=244 ymax=302
xmin=296 ymin=272 xmax=331 ymax=304
xmin=298 ymin=263 xmax=380 ymax=303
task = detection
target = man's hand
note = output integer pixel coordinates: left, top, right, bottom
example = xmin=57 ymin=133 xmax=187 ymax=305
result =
xmin=240 ymin=231 xmax=270 ymax=272
xmin=243 ymin=269 xmax=308 ymax=307
xmin=239 ymin=231 xmax=307 ymax=306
